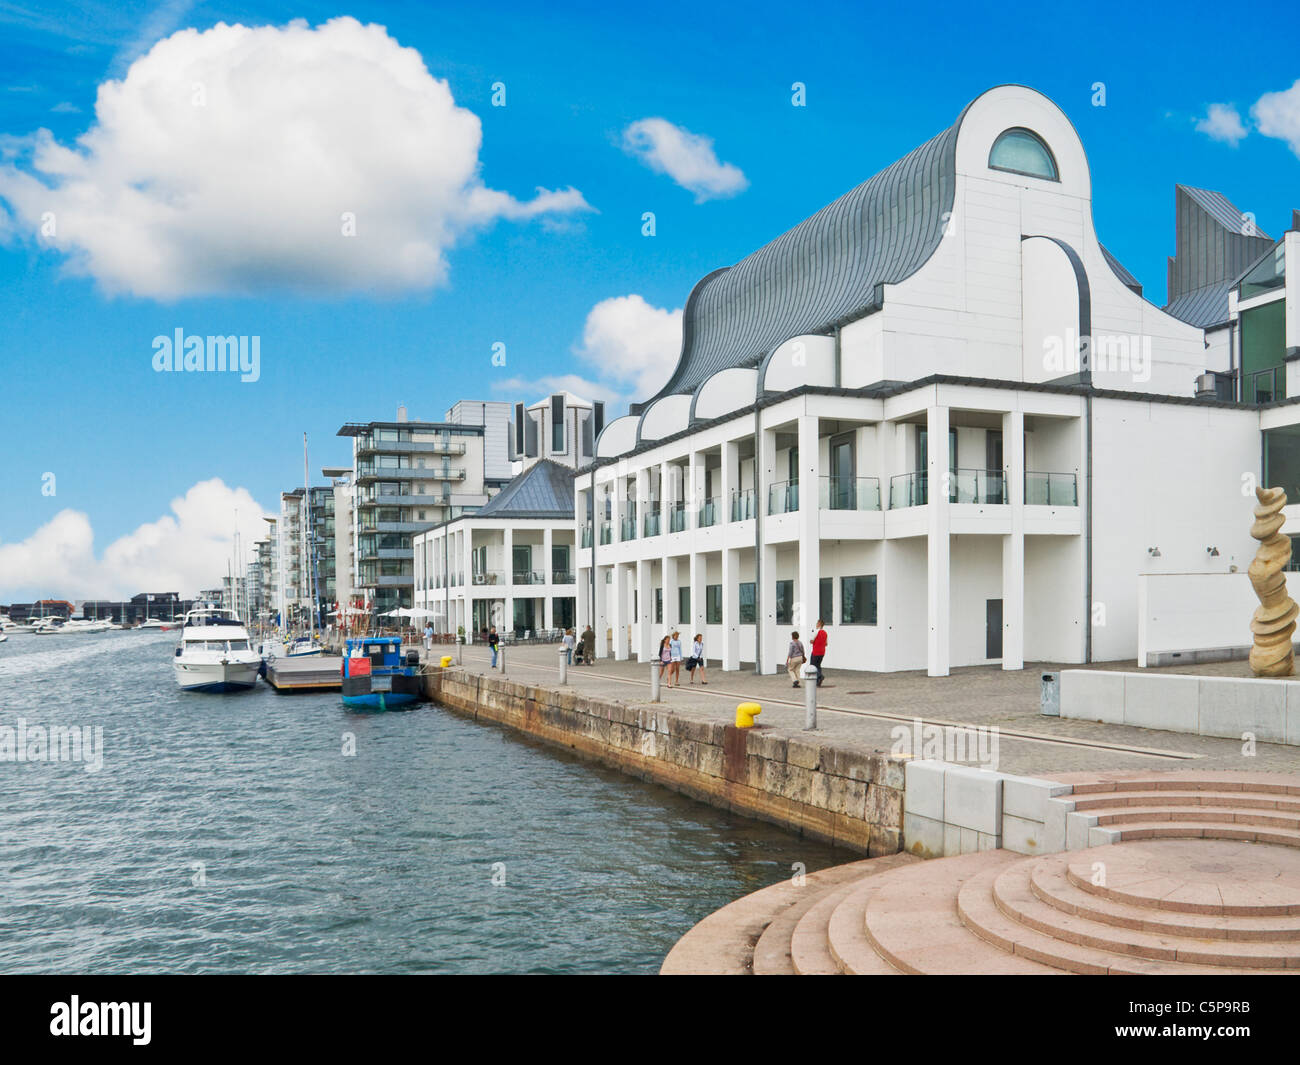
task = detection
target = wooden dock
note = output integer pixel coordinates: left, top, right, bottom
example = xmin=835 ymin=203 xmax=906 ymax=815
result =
xmin=266 ymin=655 xmax=343 ymax=693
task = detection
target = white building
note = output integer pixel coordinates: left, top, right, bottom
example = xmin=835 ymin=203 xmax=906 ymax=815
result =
xmin=574 ymin=84 xmax=1300 ymax=677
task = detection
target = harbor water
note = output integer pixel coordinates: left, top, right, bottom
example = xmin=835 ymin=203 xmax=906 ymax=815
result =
xmin=0 ymin=631 xmax=843 ymax=974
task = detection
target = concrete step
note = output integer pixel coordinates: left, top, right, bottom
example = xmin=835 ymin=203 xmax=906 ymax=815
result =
xmin=1069 ymin=777 xmax=1300 ymax=797
xmin=957 ymin=864 xmax=1291 ymax=974
xmin=993 ymin=861 xmax=1300 ymax=968
xmin=1111 ymin=821 xmax=1300 ymax=848
xmin=1028 ymin=855 xmax=1300 ymax=942
xmin=824 ymin=854 xmax=920 ymax=975
xmin=1072 ymin=790 xmax=1300 ymax=814
xmin=751 ymin=862 xmax=887 ymax=975
xmin=862 ymin=850 xmax=1064 ymax=974
xmin=1095 ymin=805 xmax=1300 ymax=830
xmin=791 ymin=880 xmax=863 ymax=975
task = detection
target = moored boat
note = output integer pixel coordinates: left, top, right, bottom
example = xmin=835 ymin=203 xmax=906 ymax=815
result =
xmin=173 ymin=605 xmax=263 ymax=693
xmin=341 ymin=638 xmax=422 ymax=711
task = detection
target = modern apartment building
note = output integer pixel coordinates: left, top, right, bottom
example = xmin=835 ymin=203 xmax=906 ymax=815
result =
xmin=338 ymin=405 xmax=509 ymax=614
xmin=575 ymin=84 xmax=1299 ymax=677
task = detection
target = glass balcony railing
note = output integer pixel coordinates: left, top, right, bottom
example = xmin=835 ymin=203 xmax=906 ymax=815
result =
xmin=599 ymin=521 xmax=613 ymax=545
xmin=1025 ymin=471 xmax=1078 ymax=506
xmin=668 ymin=502 xmax=688 ymax=533
xmin=889 ymin=472 xmax=928 ymax=509
xmin=820 ymin=476 xmax=881 ymax=511
xmin=767 ymin=480 xmax=799 ymax=515
xmin=643 ymin=513 xmax=661 ymax=537
xmin=698 ymin=497 xmax=719 ymax=528
xmin=620 ymin=517 xmax=637 ymax=541
xmin=552 ymin=570 xmax=575 ymax=585
xmin=730 ymin=489 xmax=757 ymax=522
xmin=581 ymin=527 xmax=592 ymax=548
xmin=512 ymin=570 xmax=547 ymax=585
xmin=951 ymin=468 xmax=1007 ymax=505
xmin=471 ymin=571 xmax=505 ymax=586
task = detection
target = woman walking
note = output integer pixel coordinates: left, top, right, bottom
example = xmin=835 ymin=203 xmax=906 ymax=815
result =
xmin=562 ymin=628 xmax=575 ymax=665
xmin=657 ymin=635 xmax=673 ymax=686
xmin=668 ymin=631 xmax=683 ymax=686
xmin=786 ymin=631 xmax=806 ymax=687
xmin=687 ymin=633 xmax=707 ymax=684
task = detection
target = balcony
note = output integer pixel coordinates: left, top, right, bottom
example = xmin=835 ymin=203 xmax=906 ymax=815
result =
xmin=889 ymin=472 xmax=928 ymax=509
xmin=552 ymin=570 xmax=575 ymax=585
xmin=1025 ymin=471 xmax=1078 ymax=506
xmin=356 ymin=437 xmax=467 ymax=457
xmin=820 ymin=476 xmax=881 ymax=511
xmin=767 ymin=480 xmax=799 ymax=515
xmin=890 ymin=469 xmax=1008 ymax=508
xmin=643 ymin=512 xmax=661 ymax=538
xmin=356 ymin=464 xmax=466 ymax=483
xmin=698 ymin=497 xmax=719 ymax=529
xmin=730 ymin=488 xmax=757 ymax=522
xmin=512 ymin=570 xmax=547 ymax=585
xmin=668 ymin=502 xmax=688 ymax=533
xmin=600 ymin=521 xmax=613 ymax=546
xmin=581 ymin=526 xmax=593 ymax=548
xmin=620 ymin=517 xmax=637 ymax=542
xmin=471 ymin=571 xmax=506 ymax=586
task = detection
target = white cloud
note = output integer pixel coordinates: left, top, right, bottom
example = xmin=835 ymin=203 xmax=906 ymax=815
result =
xmin=622 ymin=118 xmax=748 ymax=202
xmin=494 ymin=295 xmax=683 ymax=413
xmin=1252 ymin=80 xmax=1300 ymax=157
xmin=0 ymin=17 xmax=592 ymax=299
xmin=1195 ymin=103 xmax=1248 ymax=146
xmin=0 ymin=479 xmax=271 ymax=601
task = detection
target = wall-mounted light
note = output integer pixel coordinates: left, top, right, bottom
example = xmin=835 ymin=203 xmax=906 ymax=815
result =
xmin=1147 ymin=547 xmax=1161 ymax=558
xmin=1207 ymin=547 xmax=1220 ymax=557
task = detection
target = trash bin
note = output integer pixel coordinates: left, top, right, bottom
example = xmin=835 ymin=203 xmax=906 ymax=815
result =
xmin=1040 ymin=672 xmax=1059 ymax=717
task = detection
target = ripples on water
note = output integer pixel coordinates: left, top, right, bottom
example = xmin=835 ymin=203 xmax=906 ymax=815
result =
xmin=0 ymin=632 xmax=846 ymax=973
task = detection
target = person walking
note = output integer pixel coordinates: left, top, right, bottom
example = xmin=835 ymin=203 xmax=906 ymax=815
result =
xmin=581 ymin=624 xmax=595 ymax=665
xmin=786 ymin=631 xmax=806 ymax=687
xmin=810 ymin=620 xmax=828 ymax=686
xmin=668 ymin=631 xmax=683 ymax=686
xmin=562 ymin=627 xmax=575 ymax=665
xmin=488 ymin=625 xmax=500 ymax=669
xmin=423 ymin=622 xmax=433 ymax=654
xmin=572 ymin=629 xmax=587 ymax=665
xmin=658 ymin=636 xmax=673 ymax=686
xmin=688 ymin=634 xmax=707 ymax=684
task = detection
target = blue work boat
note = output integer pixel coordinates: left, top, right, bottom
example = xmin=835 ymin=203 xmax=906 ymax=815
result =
xmin=341 ymin=637 xmax=423 ymax=711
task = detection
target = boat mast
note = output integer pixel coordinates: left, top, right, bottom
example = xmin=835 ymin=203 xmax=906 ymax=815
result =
xmin=303 ymin=433 xmax=314 ymax=642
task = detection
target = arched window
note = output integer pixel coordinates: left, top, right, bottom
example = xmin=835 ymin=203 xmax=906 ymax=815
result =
xmin=988 ymin=128 xmax=1059 ymax=181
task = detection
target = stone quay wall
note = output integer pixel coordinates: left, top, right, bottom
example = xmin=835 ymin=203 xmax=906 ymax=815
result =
xmin=424 ymin=668 xmax=906 ymax=856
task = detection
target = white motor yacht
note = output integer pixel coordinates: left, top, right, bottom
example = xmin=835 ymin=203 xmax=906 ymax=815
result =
xmin=173 ymin=606 xmax=263 ymax=693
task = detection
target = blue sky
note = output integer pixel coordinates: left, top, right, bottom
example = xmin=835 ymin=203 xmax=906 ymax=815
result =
xmin=0 ymin=0 xmax=1298 ymax=598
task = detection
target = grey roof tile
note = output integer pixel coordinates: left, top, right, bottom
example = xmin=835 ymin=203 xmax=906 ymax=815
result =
xmin=475 ymin=460 xmax=575 ymax=519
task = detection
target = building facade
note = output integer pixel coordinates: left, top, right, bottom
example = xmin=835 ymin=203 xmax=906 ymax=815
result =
xmin=575 ymin=84 xmax=1299 ymax=677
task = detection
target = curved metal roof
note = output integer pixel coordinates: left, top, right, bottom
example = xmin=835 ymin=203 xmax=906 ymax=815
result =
xmin=641 ymin=116 xmax=962 ymax=404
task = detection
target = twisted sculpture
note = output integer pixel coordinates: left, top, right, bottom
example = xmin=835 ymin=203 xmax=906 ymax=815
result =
xmin=1248 ymin=486 xmax=1297 ymax=677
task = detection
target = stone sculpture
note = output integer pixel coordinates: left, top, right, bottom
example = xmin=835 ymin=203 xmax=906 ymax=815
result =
xmin=1248 ymin=486 xmax=1297 ymax=677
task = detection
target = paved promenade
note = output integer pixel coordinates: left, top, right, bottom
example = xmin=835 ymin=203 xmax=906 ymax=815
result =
xmin=427 ymin=642 xmax=1300 ymax=778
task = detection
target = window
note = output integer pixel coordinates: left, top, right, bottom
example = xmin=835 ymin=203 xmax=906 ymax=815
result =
xmin=655 ymin=587 xmax=663 ymax=624
xmin=706 ymin=585 xmax=722 ymax=624
xmin=819 ymin=578 xmax=833 ymax=625
xmin=841 ymin=575 xmax=878 ymax=625
xmin=739 ymin=582 xmax=756 ymax=624
xmin=775 ymin=580 xmax=794 ymax=625
xmin=678 ymin=587 xmax=690 ymax=623
xmin=988 ymin=128 xmax=1058 ymax=181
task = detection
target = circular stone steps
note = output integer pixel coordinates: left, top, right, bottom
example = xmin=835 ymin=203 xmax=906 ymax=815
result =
xmin=1028 ymin=849 xmax=1300 ymax=942
xmin=662 ymin=772 xmax=1300 ymax=975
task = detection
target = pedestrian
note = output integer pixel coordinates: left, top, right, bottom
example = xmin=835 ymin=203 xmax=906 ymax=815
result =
xmin=423 ymin=622 xmax=433 ymax=653
xmin=573 ymin=629 xmax=587 ymax=665
xmin=658 ymin=635 xmax=672 ymax=685
xmin=562 ymin=627 xmax=575 ymax=665
xmin=810 ymin=619 xmax=828 ymax=686
xmin=668 ymin=630 xmax=683 ymax=686
xmin=581 ymin=624 xmax=595 ymax=665
xmin=787 ymin=631 xmax=806 ymax=687
xmin=689 ymin=633 xmax=707 ymax=684
xmin=488 ymin=625 xmax=500 ymax=669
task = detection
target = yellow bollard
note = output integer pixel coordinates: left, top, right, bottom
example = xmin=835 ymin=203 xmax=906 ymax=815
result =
xmin=440 ymin=655 xmax=453 ymax=668
xmin=735 ymin=702 xmax=762 ymax=728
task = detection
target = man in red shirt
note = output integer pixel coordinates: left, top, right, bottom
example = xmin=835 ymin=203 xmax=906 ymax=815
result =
xmin=810 ymin=620 xmax=828 ymax=686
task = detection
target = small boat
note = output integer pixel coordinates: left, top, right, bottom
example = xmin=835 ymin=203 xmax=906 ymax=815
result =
xmin=0 ymin=632 xmax=7 ymax=644
xmin=284 ymin=636 xmax=325 ymax=658
xmin=0 ymin=617 xmax=34 ymax=634
xmin=32 ymin=617 xmax=66 ymax=635
xmin=173 ymin=605 xmax=263 ymax=693
xmin=139 ymin=617 xmax=182 ymax=632
xmin=341 ymin=637 xmax=423 ymax=711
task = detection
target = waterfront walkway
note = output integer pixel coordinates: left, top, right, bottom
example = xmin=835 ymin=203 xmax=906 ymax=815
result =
xmin=428 ymin=643 xmax=1299 ymax=778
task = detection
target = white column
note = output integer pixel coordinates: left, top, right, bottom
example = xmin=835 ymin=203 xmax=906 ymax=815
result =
xmin=1002 ymin=409 xmax=1025 ymax=670
xmin=926 ymin=403 xmax=951 ymax=677
xmin=664 ymin=555 xmax=679 ymax=630
xmin=688 ymin=550 xmax=702 ymax=640
xmin=797 ymin=411 xmax=820 ymax=634
xmin=636 ymin=559 xmax=655 ymax=661
xmin=595 ymin=566 xmax=609 ymax=658
xmin=611 ymin=562 xmax=627 ymax=660
xmin=721 ymin=439 xmax=736 ymax=529
xmin=542 ymin=525 xmax=554 ymax=631
xmin=503 ymin=527 xmax=514 ymax=636
xmin=762 ymin=542 xmax=779 ymax=674
xmin=722 ymin=547 xmax=740 ymax=671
